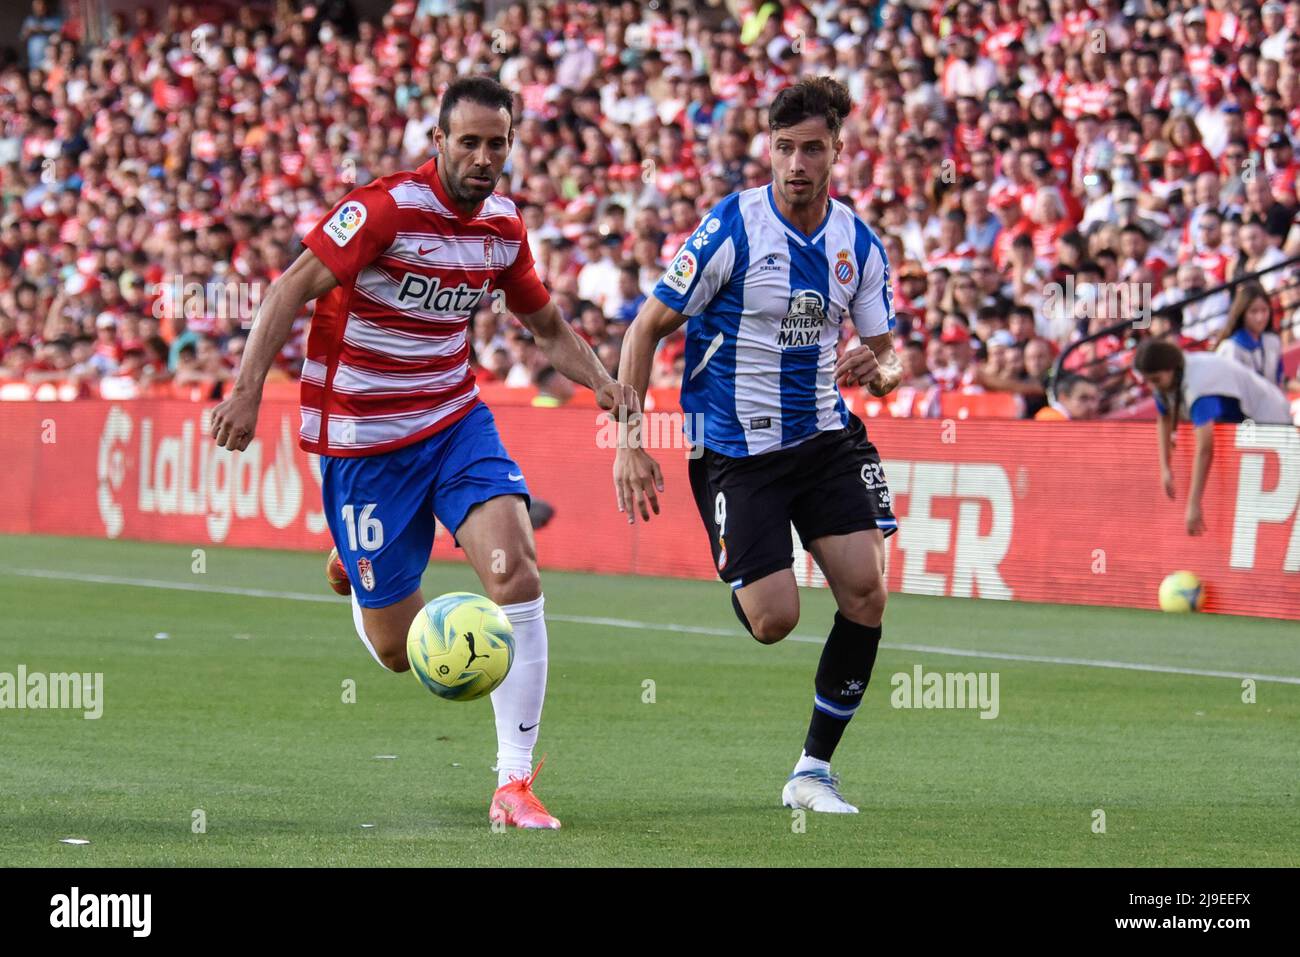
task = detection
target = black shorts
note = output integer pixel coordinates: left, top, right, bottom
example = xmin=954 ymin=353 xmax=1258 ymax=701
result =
xmin=687 ymin=414 xmax=897 ymax=587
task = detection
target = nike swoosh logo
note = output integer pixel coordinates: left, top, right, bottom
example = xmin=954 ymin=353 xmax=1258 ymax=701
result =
xmin=417 ymin=244 xmax=439 ymax=255
xmin=518 ymin=722 xmax=539 ymax=733
xmin=508 ymin=472 xmax=524 ymax=482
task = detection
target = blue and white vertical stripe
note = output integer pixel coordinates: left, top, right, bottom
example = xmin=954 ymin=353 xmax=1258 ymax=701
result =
xmin=652 ymin=185 xmax=895 ymax=458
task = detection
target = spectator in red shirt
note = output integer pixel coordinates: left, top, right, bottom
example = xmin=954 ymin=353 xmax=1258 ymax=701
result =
xmin=1 ymin=343 xmax=36 ymax=383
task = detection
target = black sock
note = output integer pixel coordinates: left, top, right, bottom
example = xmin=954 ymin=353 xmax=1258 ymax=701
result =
xmin=803 ymin=612 xmax=882 ymax=761
xmin=731 ymin=590 xmax=754 ymax=636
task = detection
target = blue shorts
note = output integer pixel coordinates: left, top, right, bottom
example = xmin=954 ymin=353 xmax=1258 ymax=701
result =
xmin=319 ymin=402 xmax=529 ymax=608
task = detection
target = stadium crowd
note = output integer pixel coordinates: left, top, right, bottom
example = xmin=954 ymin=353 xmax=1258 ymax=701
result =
xmin=2 ymin=0 xmax=1299 ymax=419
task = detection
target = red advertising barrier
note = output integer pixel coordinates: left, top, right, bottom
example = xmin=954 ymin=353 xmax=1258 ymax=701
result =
xmin=2 ymin=399 xmax=1298 ymax=619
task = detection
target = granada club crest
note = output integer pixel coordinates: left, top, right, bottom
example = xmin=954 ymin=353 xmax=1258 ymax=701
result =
xmin=483 ymin=236 xmax=495 ymax=268
xmin=357 ymin=557 xmax=376 ymax=592
xmin=834 ymin=249 xmax=854 ymax=285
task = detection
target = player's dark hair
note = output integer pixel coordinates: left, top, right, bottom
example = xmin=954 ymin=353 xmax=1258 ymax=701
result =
xmin=1133 ymin=337 xmax=1184 ymax=375
xmin=1134 ymin=337 xmax=1187 ymax=427
xmin=438 ymin=77 xmax=515 ymax=135
xmin=769 ymin=75 xmax=852 ymax=137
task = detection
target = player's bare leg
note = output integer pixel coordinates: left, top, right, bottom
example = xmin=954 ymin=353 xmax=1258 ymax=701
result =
xmin=808 ymin=529 xmax=888 ymax=628
xmin=456 ymin=494 xmax=559 ymax=829
xmin=780 ymin=529 xmax=888 ymax=813
xmin=350 ymin=591 xmax=426 ymax=673
xmin=732 ymin=570 xmax=800 ymax=644
xmin=326 ymin=544 xmax=425 ymax=672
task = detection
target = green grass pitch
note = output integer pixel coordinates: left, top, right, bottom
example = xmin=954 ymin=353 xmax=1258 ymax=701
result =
xmin=1 ymin=534 xmax=1296 ymax=867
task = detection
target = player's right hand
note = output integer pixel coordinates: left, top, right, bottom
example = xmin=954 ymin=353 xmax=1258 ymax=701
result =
xmin=1161 ymin=466 xmax=1175 ymax=500
xmin=594 ymin=379 xmax=641 ymax=417
xmin=614 ymin=446 xmax=664 ymax=524
xmin=210 ymin=388 xmax=261 ymax=451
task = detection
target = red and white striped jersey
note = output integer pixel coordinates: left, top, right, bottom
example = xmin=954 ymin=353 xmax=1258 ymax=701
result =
xmin=299 ymin=158 xmax=550 ymax=457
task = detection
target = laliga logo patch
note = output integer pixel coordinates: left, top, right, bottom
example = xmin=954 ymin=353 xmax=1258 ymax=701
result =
xmin=664 ymin=248 xmax=697 ymax=294
xmin=325 ymin=202 xmax=367 ymax=247
xmin=356 ymin=556 xmax=376 ymax=592
xmin=834 ymin=249 xmax=854 ymax=285
xmin=717 ymin=535 xmax=728 ymax=571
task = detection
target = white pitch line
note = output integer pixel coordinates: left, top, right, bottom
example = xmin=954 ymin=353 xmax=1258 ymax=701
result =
xmin=858 ymin=641 xmax=1300 ymax=686
xmin=10 ymin=567 xmax=1300 ymax=686
xmin=14 ymin=568 xmax=341 ymax=603
xmin=550 ymin=613 xmax=1300 ymax=686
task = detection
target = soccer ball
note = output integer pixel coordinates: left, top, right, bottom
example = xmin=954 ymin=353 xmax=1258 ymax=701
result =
xmin=1158 ymin=571 xmax=1205 ymax=613
xmin=407 ymin=592 xmax=515 ymax=701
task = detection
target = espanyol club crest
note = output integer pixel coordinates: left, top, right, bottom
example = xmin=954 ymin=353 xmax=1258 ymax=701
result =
xmin=834 ymin=249 xmax=854 ymax=285
xmin=356 ymin=557 xmax=376 ymax=592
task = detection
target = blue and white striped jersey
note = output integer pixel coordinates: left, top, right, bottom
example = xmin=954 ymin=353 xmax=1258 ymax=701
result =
xmin=652 ymin=185 xmax=896 ymax=457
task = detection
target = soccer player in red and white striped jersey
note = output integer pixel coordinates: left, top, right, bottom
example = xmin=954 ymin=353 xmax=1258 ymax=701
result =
xmin=211 ymin=78 xmax=637 ymax=829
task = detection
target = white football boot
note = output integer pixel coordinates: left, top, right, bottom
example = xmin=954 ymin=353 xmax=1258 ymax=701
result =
xmin=781 ymin=768 xmax=859 ymax=814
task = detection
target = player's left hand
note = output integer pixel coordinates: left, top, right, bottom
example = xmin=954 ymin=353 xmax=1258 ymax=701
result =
xmin=613 ymin=446 xmax=664 ymax=524
xmin=594 ymin=379 xmax=641 ymax=417
xmin=835 ymin=344 xmax=882 ymax=391
xmin=1185 ymin=502 xmax=1205 ymax=536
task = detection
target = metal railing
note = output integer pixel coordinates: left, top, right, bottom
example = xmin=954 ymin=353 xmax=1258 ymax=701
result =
xmin=1050 ymin=253 xmax=1300 ymax=415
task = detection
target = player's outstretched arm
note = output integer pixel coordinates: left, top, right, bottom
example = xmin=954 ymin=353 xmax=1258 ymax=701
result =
xmin=515 ymin=300 xmax=639 ymax=413
xmin=1157 ymin=408 xmax=1176 ymax=499
xmin=835 ymin=331 xmax=903 ymax=397
xmin=210 ymin=250 xmax=338 ymax=451
xmin=612 ymin=295 xmax=687 ymax=523
xmin=1185 ymin=421 xmax=1214 ymax=536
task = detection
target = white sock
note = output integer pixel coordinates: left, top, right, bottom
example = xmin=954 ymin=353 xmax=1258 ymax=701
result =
xmin=351 ymin=591 xmax=392 ymax=671
xmin=491 ymin=594 xmax=548 ymax=788
xmin=794 ymin=750 xmax=830 ymax=775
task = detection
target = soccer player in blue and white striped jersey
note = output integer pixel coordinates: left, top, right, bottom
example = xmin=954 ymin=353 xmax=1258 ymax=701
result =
xmin=614 ymin=77 xmax=902 ymax=814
